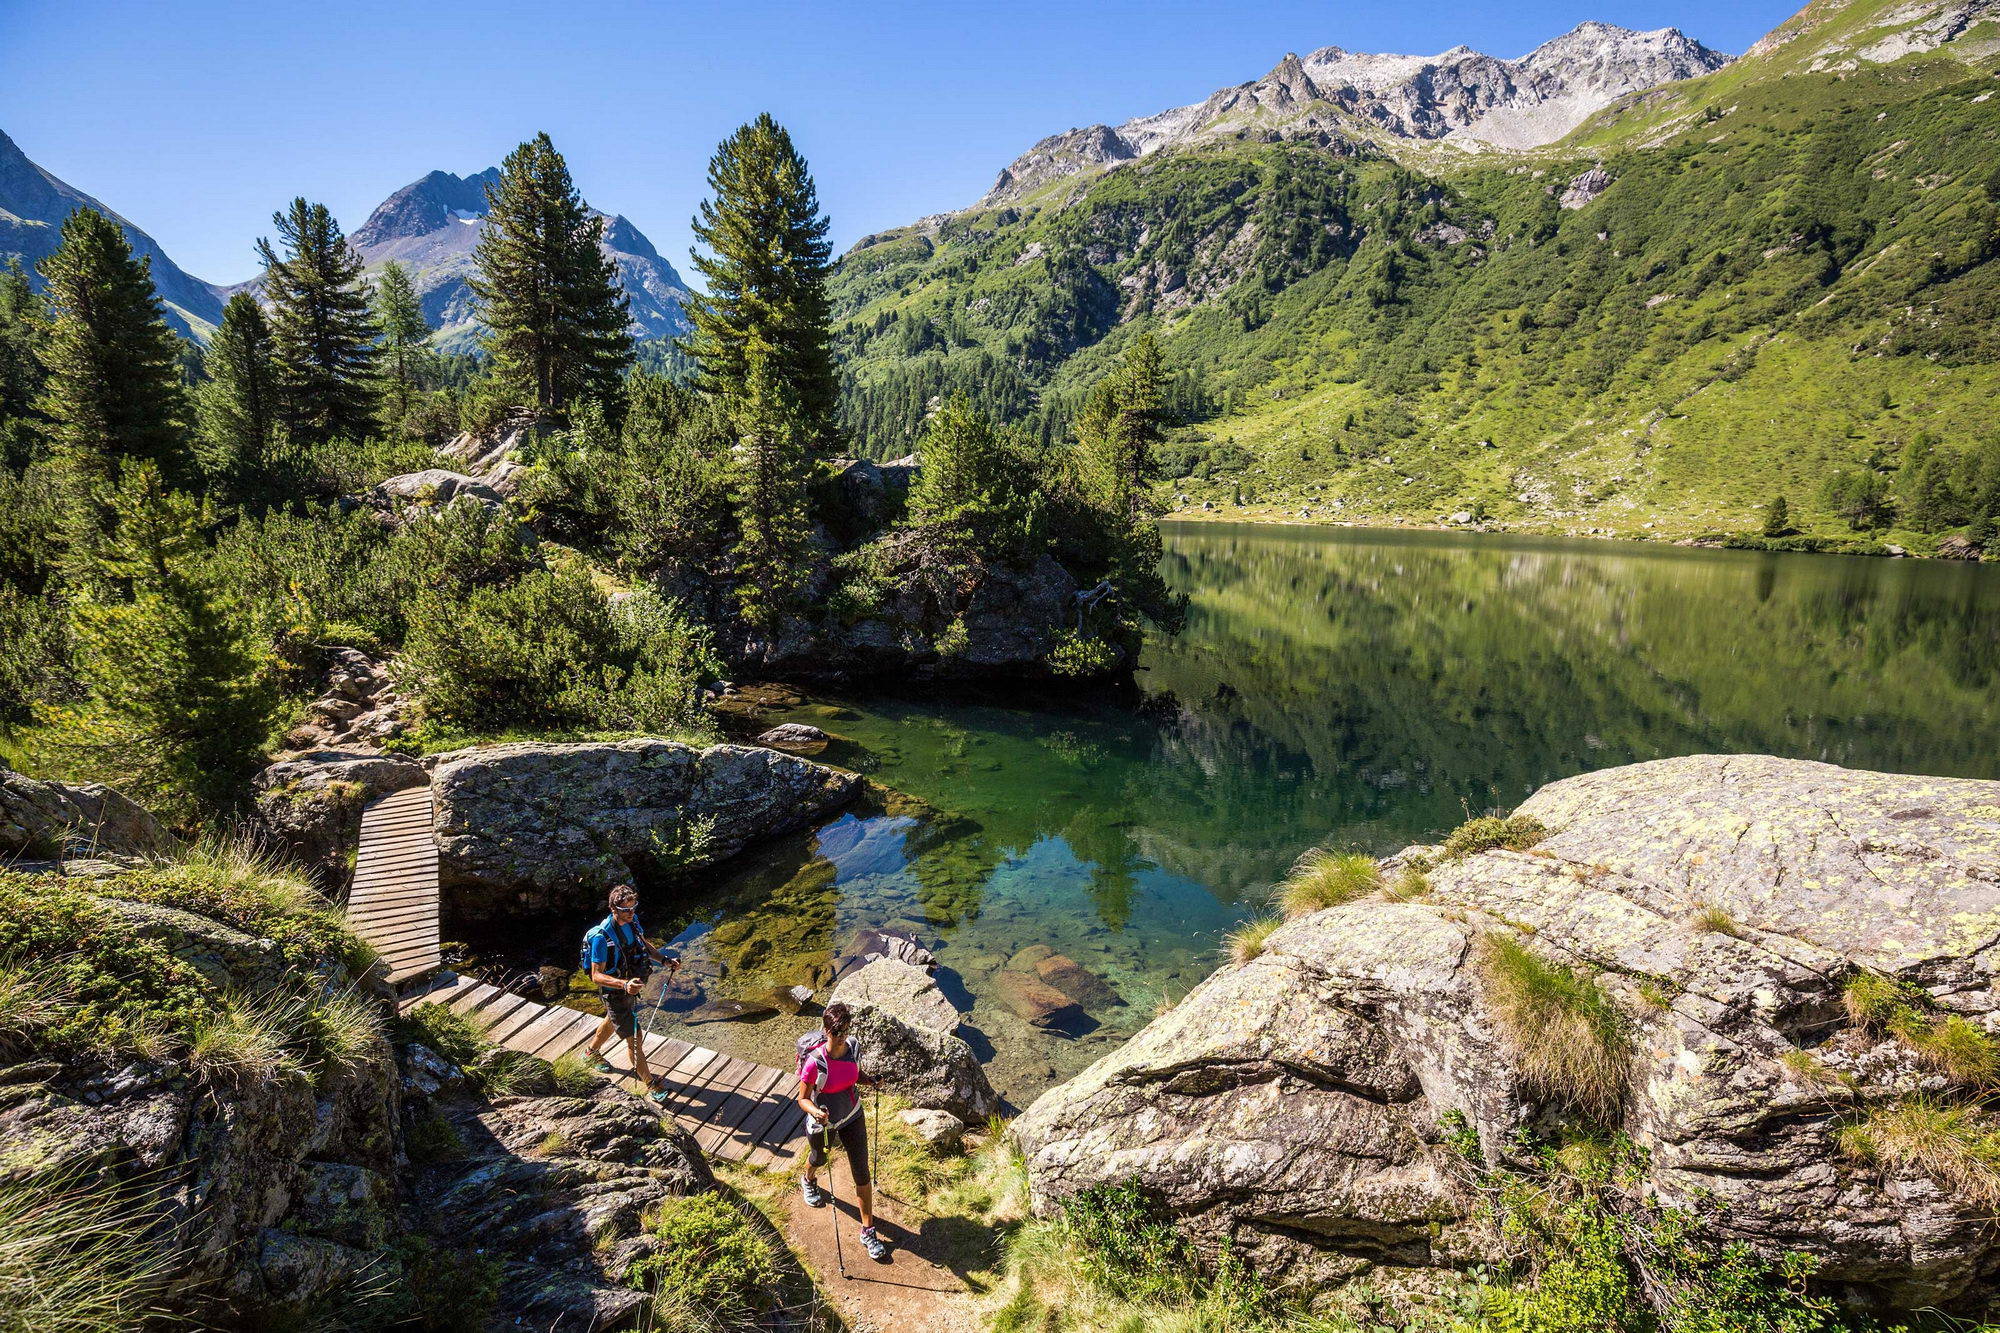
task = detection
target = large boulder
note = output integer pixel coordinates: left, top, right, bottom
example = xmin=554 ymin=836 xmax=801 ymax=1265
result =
xmin=0 ymin=760 xmax=172 ymax=860
xmin=429 ymin=739 xmax=861 ymax=916
xmin=251 ymin=749 xmax=427 ymax=890
xmin=831 ymin=957 xmax=961 ymax=1033
xmin=848 ymin=1002 xmax=1002 ymax=1125
xmin=1013 ymin=756 xmax=2000 ymax=1309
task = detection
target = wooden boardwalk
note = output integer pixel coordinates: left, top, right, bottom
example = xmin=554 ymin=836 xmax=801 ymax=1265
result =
xmin=345 ymin=782 xmax=805 ymax=1167
xmin=401 ymin=975 xmax=808 ymax=1167
xmin=346 ymin=785 xmax=442 ymax=984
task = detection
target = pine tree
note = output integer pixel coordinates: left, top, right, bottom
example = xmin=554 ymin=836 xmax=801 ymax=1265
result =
xmin=731 ymin=345 xmax=815 ymax=629
xmin=470 ymin=133 xmax=631 ymax=417
xmin=33 ymin=207 xmax=191 ymax=552
xmin=36 ymin=464 xmax=275 ymax=819
xmin=687 ymin=114 xmax=838 ymax=447
xmin=909 ymin=397 xmax=1030 ymax=558
xmin=196 ymin=293 xmax=277 ymax=489
xmin=1761 ymin=494 xmax=1792 ymax=538
xmin=256 ymin=198 xmax=378 ymax=447
xmin=373 ymin=260 xmax=431 ymax=424
xmin=0 ymin=258 xmax=47 ymax=469
xmin=1076 ymin=334 xmax=1167 ymax=520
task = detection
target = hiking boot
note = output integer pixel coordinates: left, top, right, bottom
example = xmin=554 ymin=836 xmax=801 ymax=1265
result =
xmin=585 ymin=1054 xmax=613 ymax=1075
xmin=859 ymin=1225 xmax=891 ymax=1262
xmin=800 ymin=1177 xmax=830 ymax=1209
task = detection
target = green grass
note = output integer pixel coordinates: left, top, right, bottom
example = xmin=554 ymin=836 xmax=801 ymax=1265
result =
xmin=627 ymin=1193 xmax=784 ymax=1331
xmin=185 ymin=989 xmax=312 ymax=1087
xmin=1272 ymin=849 xmax=1381 ymax=918
xmin=1842 ymin=971 xmax=2000 ymax=1088
xmin=1689 ymin=903 xmax=1743 ymax=937
xmin=1837 ymin=1098 xmax=2000 ymax=1208
xmin=0 ymin=1172 xmax=177 ymax=1333
xmin=1222 ymin=914 xmax=1283 ymax=966
xmin=1477 ymin=934 xmax=1631 ymax=1123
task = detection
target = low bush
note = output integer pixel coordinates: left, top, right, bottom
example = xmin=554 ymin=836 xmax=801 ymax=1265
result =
xmin=1442 ymin=814 xmax=1549 ymax=860
xmin=1478 ymin=933 xmax=1631 ymax=1123
xmin=627 ymin=1192 xmax=783 ymax=1329
xmin=1273 ymin=849 xmax=1380 ymax=917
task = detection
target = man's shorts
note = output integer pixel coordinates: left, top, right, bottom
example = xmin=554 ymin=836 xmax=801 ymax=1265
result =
xmin=600 ymin=986 xmax=637 ymax=1038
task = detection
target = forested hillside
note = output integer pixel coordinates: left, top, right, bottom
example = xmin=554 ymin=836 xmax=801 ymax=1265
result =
xmin=830 ymin=0 xmax=2000 ymax=550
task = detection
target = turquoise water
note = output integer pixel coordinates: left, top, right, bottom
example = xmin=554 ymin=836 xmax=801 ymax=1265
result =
xmin=641 ymin=525 xmax=2000 ymax=1103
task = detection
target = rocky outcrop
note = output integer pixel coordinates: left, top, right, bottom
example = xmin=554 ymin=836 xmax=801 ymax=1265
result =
xmin=849 ymin=1002 xmax=1003 ymax=1126
xmin=0 ymin=758 xmax=172 ymax=860
xmin=372 ymin=468 xmax=509 ymax=514
xmin=831 ymin=957 xmax=962 ymax=1033
xmin=276 ymin=647 xmax=413 ymax=752
xmin=251 ymin=749 xmax=427 ymax=888
xmin=429 ymin=739 xmax=862 ymax=916
xmin=1013 ymin=756 xmax=2000 ymax=1309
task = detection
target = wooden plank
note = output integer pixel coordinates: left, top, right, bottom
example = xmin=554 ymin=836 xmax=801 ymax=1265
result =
xmin=402 ymin=976 xmax=477 ymax=1012
xmin=351 ymin=854 xmax=440 ymax=877
xmin=360 ymin=915 xmax=436 ymax=939
xmin=447 ymin=982 xmax=502 ymax=1014
xmin=528 ymin=1011 xmax=601 ymax=1060
xmin=678 ymin=1056 xmax=763 ymax=1131
xmin=352 ymin=831 xmax=436 ymax=852
xmin=694 ymin=1066 xmax=788 ymax=1154
xmin=488 ymin=999 xmax=553 ymax=1047
xmin=507 ymin=1006 xmax=585 ymax=1058
xmin=470 ymin=992 xmax=533 ymax=1033
xmin=349 ymin=905 xmax=439 ymax=930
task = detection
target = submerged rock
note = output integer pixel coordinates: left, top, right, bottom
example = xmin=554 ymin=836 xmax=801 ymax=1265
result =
xmin=429 ymin=739 xmax=861 ymax=916
xmin=995 ymin=970 xmax=1085 ymax=1030
xmin=1013 ymin=755 xmax=2000 ymax=1309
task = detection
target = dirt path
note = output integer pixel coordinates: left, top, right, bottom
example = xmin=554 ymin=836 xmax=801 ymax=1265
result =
xmin=780 ymin=1182 xmax=984 ymax=1333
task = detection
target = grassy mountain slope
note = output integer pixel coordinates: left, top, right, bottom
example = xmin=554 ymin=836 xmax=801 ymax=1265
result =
xmin=829 ymin=0 xmax=2000 ymax=545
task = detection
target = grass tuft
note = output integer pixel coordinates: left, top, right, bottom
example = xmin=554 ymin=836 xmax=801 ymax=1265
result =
xmin=1837 ymin=1098 xmax=2000 ymax=1207
xmin=1383 ymin=868 xmax=1432 ymax=902
xmin=1477 ymin=934 xmax=1630 ymax=1124
xmin=1222 ymin=915 xmax=1282 ymax=966
xmin=186 ymin=989 xmax=313 ymax=1087
xmin=1441 ymin=814 xmax=1549 ymax=861
xmin=1688 ymin=903 xmax=1742 ymax=937
xmin=1842 ymin=972 xmax=1918 ymax=1029
xmin=0 ymin=1172 xmax=176 ymax=1333
xmin=0 ymin=955 xmax=72 ymax=1054
xmin=174 ymin=834 xmax=324 ymax=920
xmin=1902 ymin=1015 xmax=2000 ymax=1087
xmin=307 ymin=987 xmax=389 ymax=1084
xmin=1272 ymin=849 xmax=1380 ymax=918
xmin=549 ymin=1051 xmax=602 ymax=1098
xmin=1779 ymin=1048 xmax=1855 ymax=1091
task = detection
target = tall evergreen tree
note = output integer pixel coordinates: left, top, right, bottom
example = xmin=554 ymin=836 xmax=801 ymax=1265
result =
xmin=1762 ymin=494 xmax=1792 ymax=538
xmin=0 ymin=258 xmax=47 ymax=468
xmin=196 ymin=293 xmax=277 ymax=488
xmin=687 ymin=114 xmax=838 ymax=447
xmin=33 ymin=208 xmax=191 ymax=552
xmin=730 ymin=345 xmax=815 ymax=628
xmin=256 ymin=198 xmax=378 ymax=447
xmin=373 ymin=260 xmax=431 ymax=424
xmin=469 ymin=133 xmax=631 ymax=417
xmin=1076 ymin=334 xmax=1166 ymax=520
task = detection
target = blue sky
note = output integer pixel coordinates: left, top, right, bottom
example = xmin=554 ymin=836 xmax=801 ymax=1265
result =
xmin=3 ymin=0 xmax=1798 ymax=285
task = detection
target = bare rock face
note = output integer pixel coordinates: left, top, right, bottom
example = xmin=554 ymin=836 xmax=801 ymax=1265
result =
xmin=831 ymin=958 xmax=962 ymax=1033
xmin=0 ymin=758 xmax=172 ymax=860
xmin=372 ymin=468 xmax=509 ymax=514
xmin=849 ymin=1002 xmax=1004 ymax=1125
xmin=1013 ymin=756 xmax=2000 ymax=1309
xmin=276 ymin=647 xmax=413 ymax=752
xmin=429 ymin=739 xmax=862 ymax=917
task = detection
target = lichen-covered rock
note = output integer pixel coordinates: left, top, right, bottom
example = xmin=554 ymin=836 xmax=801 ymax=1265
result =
xmin=831 ymin=957 xmax=961 ymax=1032
xmin=0 ymin=759 xmax=172 ymax=859
xmin=1013 ymin=756 xmax=2000 ymax=1308
xmin=251 ymin=748 xmax=426 ymax=889
xmin=428 ymin=739 xmax=861 ymax=916
xmin=848 ymin=1002 xmax=1003 ymax=1125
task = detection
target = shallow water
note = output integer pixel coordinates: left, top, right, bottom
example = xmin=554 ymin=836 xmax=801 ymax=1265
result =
xmin=539 ymin=526 xmax=2000 ymax=1105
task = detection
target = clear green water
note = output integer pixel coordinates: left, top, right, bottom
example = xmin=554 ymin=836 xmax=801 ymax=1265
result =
xmin=632 ymin=525 xmax=2000 ymax=1104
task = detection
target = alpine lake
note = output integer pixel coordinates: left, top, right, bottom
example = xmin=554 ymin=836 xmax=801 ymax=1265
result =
xmin=468 ymin=523 xmax=2000 ymax=1107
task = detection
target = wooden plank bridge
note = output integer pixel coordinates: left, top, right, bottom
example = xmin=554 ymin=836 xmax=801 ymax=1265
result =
xmin=345 ymin=786 xmax=805 ymax=1167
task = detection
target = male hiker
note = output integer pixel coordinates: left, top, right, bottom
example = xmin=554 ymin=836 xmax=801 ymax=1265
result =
xmin=582 ymin=883 xmax=678 ymax=1103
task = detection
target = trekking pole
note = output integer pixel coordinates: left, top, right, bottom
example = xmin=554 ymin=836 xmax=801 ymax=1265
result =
xmin=823 ymin=1112 xmax=847 ymax=1280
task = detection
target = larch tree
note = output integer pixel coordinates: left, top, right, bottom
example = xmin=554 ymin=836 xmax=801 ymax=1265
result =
xmin=686 ymin=113 xmax=838 ymax=447
xmin=469 ymin=133 xmax=631 ymax=418
xmin=196 ymin=293 xmax=277 ymax=490
xmin=1076 ymin=333 xmax=1166 ymax=521
xmin=372 ymin=259 xmax=431 ymax=424
xmin=32 ymin=207 xmax=191 ymax=555
xmin=0 ymin=257 xmax=47 ymax=468
xmin=256 ymin=198 xmax=378 ymax=447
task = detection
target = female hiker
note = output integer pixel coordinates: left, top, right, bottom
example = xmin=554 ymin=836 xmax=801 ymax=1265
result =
xmin=796 ymin=1002 xmax=890 ymax=1262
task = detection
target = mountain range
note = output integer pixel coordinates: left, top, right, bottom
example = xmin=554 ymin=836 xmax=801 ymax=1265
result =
xmin=982 ymin=21 xmax=1730 ymax=205
xmin=830 ymin=0 xmax=2000 ymax=541
xmin=0 ymin=128 xmax=225 ymax=339
xmin=0 ymin=140 xmax=689 ymax=348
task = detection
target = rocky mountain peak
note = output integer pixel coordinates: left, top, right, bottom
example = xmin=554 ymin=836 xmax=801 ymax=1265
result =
xmin=350 ymin=167 xmax=500 ymax=249
xmin=978 ymin=19 xmax=1729 ymax=206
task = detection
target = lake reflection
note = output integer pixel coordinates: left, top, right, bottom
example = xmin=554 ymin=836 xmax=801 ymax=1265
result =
xmin=645 ymin=525 xmax=2000 ymax=1102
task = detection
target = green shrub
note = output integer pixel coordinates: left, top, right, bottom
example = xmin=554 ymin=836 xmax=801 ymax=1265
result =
xmin=186 ymin=988 xmax=312 ymax=1087
xmin=1442 ymin=814 xmax=1549 ymax=860
xmin=1478 ymin=934 xmax=1630 ymax=1123
xmin=1046 ymin=629 xmax=1119 ymax=677
xmin=396 ymin=1002 xmax=489 ymax=1069
xmin=1272 ymin=849 xmax=1380 ymax=918
xmin=626 ymin=1192 xmax=782 ymax=1327
xmin=403 ymin=1104 xmax=466 ymax=1165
